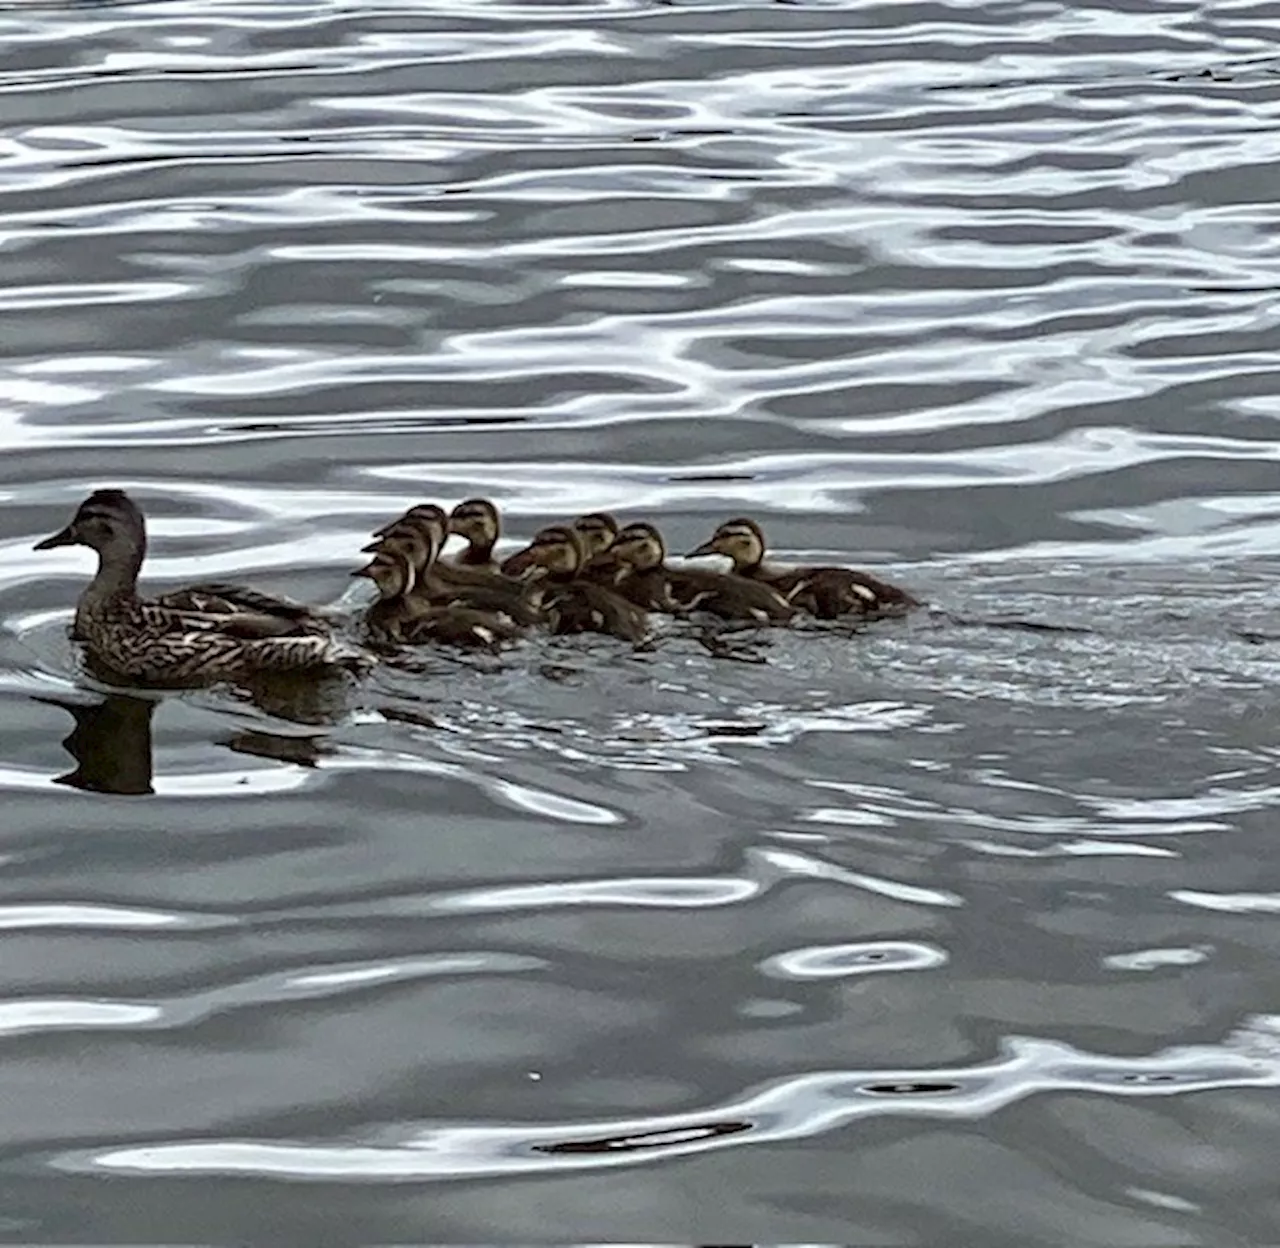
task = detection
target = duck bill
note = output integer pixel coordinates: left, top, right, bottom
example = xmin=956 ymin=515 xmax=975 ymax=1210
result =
xmin=685 ymin=539 xmax=718 ymax=558
xmin=34 ymin=523 xmax=79 ymax=551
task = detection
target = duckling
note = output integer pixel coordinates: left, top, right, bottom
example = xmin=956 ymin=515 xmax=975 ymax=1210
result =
xmin=688 ymin=517 xmax=917 ymax=619
xmin=599 ymin=522 xmax=797 ymax=623
xmin=494 ymin=512 xmax=601 ymax=581
xmin=447 ymin=498 xmax=501 ymax=569
xmin=35 ymin=489 xmax=367 ymax=684
xmin=354 ymin=547 xmax=524 ymax=649
xmin=571 ymin=512 xmax=620 ymax=561
xmin=369 ymin=507 xmax=542 ymax=625
xmin=502 ymin=525 xmax=649 ymax=643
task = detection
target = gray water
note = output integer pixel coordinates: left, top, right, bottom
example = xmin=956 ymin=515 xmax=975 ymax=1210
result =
xmin=2 ymin=0 xmax=1280 ymax=1242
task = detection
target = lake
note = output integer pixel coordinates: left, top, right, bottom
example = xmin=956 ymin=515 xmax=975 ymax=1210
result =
xmin=2 ymin=0 xmax=1280 ymax=1242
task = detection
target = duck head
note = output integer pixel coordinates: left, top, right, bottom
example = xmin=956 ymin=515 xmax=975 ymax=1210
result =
xmin=571 ymin=512 xmax=619 ymax=559
xmin=500 ymin=524 xmax=584 ymax=580
xmin=371 ymin=502 xmax=447 ymax=541
xmin=363 ymin=505 xmax=445 ymax=564
xmin=602 ymin=521 xmax=666 ymax=575
xmin=352 ymin=549 xmax=415 ymax=601
xmin=447 ymin=498 xmax=500 ymax=560
xmin=373 ymin=522 xmax=440 ymax=578
xmin=687 ymin=517 xmax=766 ymax=573
xmin=36 ymin=489 xmax=148 ymax=585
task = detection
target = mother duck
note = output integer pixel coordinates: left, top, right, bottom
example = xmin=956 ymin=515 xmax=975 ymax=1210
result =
xmin=35 ymin=489 xmax=367 ymax=684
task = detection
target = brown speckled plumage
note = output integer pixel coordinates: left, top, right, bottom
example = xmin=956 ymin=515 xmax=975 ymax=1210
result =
xmin=36 ymin=490 xmax=368 ymax=684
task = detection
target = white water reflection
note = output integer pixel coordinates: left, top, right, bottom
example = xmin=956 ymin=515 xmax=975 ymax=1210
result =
xmin=62 ymin=1023 xmax=1280 ymax=1182
xmin=0 ymin=0 xmax=1278 ymax=1240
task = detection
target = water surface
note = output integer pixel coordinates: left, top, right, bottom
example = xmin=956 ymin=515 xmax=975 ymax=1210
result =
xmin=2 ymin=0 xmax=1280 ymax=1242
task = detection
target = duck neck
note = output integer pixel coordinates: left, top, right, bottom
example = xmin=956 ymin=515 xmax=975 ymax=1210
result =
xmin=88 ymin=541 xmax=144 ymax=599
xmin=460 ymin=537 xmax=494 ymax=565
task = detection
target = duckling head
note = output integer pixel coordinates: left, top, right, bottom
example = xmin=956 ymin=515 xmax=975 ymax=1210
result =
xmin=687 ymin=517 xmax=766 ymax=572
xmin=35 ymin=488 xmax=148 ymax=575
xmin=571 ymin=512 xmax=619 ymax=558
xmin=448 ymin=498 xmax=500 ymax=553
xmin=608 ymin=521 xmax=666 ymax=573
xmin=375 ymin=523 xmax=440 ymax=577
xmin=501 ymin=524 xmax=584 ymax=580
xmin=372 ymin=502 xmax=447 ymax=540
xmin=352 ymin=550 xmax=415 ymax=601
xmin=363 ymin=506 xmax=446 ymax=564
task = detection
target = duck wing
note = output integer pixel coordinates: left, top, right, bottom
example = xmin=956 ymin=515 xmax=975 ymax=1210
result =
xmin=543 ymin=583 xmax=649 ymax=642
xmin=843 ymin=569 xmax=919 ymax=612
xmin=403 ymin=606 xmax=524 ymax=649
xmin=156 ymin=582 xmax=330 ymax=626
xmin=667 ymin=568 xmax=795 ymax=621
xmin=795 ymin=566 xmax=918 ymax=618
xmin=425 ymin=579 xmax=543 ymax=626
xmin=604 ymin=570 xmax=676 ymax=613
xmin=110 ymin=603 xmax=369 ymax=681
xmin=137 ymin=600 xmax=319 ymax=640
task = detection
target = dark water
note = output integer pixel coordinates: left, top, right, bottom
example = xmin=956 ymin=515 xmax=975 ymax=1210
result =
xmin=2 ymin=0 xmax=1280 ymax=1242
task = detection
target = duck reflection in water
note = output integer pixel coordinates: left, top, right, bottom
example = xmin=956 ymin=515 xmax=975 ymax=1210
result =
xmin=38 ymin=690 xmax=331 ymax=796
xmin=36 ymin=692 xmax=157 ymax=795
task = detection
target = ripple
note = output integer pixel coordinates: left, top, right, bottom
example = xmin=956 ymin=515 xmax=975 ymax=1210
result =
xmin=1103 ymin=947 xmax=1212 ymax=972
xmin=56 ymin=1025 xmax=1280 ymax=1182
xmin=0 ymin=1000 xmax=160 ymax=1036
xmin=0 ymin=952 xmax=543 ymax=1040
xmin=761 ymin=940 xmax=948 ymax=980
xmin=1169 ymin=890 xmax=1280 ymax=914
xmin=1 ymin=0 xmax=1279 ymax=1236
xmin=752 ymin=847 xmax=962 ymax=907
xmin=435 ymin=875 xmax=759 ymax=915
xmin=0 ymin=903 xmax=225 ymax=931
